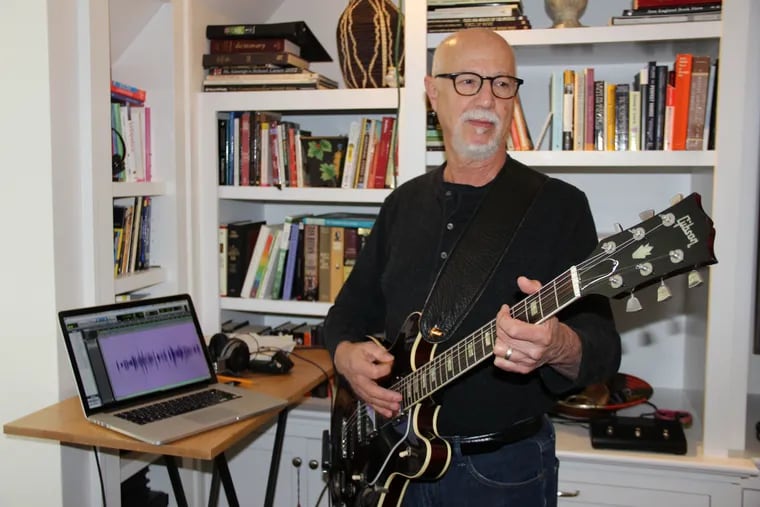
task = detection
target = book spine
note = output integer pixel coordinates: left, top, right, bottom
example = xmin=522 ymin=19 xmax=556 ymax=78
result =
xmin=605 ymin=83 xmax=617 ymax=152
xmin=634 ymin=0 xmax=720 ymax=8
xmin=627 ymin=4 xmax=722 ymax=15
xmin=240 ymin=112 xmax=251 ymax=186
xmin=593 ymin=80 xmax=605 ymax=151
xmin=654 ymin=65 xmax=669 ymax=150
xmin=614 ymin=84 xmax=630 ymax=151
xmin=209 ymin=38 xmax=297 ymax=54
xmin=302 ymin=217 xmax=376 ymax=229
xmin=202 ymin=52 xmax=309 ymax=70
xmin=329 ymin=227 xmax=345 ymax=302
xmin=317 ymin=226 xmax=332 ymax=302
xmin=282 ymin=220 xmax=303 ymax=301
xmin=584 ymin=68 xmax=595 ymax=150
xmin=671 ymin=53 xmax=693 ymax=150
xmin=303 ymin=223 xmax=319 ymax=301
xmin=562 ymin=69 xmax=574 ymax=150
xmin=573 ymin=71 xmax=585 ymax=151
xmin=629 ymin=89 xmax=641 ymax=151
xmin=685 ymin=55 xmax=711 ymax=150
xmin=645 ymin=61 xmax=657 ymax=150
xmin=663 ymin=71 xmax=676 ymax=151
xmin=551 ymin=71 xmax=563 ymax=151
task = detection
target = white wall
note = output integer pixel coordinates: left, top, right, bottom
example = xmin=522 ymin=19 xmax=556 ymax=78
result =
xmin=0 ymin=1 xmax=64 ymax=505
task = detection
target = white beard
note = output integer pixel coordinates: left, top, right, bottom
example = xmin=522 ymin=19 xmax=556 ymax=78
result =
xmin=452 ymin=109 xmax=502 ymax=160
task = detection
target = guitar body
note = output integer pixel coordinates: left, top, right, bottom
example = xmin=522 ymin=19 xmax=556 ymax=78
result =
xmin=329 ymin=312 xmax=452 ymax=507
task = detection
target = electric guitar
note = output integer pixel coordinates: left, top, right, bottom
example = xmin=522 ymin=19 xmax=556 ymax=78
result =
xmin=325 ymin=193 xmax=717 ymax=507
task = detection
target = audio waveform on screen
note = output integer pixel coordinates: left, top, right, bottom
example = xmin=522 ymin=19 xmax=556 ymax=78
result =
xmin=115 ymin=343 xmax=204 ymax=374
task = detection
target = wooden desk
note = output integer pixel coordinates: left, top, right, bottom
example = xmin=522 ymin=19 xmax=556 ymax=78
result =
xmin=3 ymin=348 xmax=333 ymax=507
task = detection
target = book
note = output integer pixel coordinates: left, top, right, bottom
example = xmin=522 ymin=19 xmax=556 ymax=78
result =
xmin=624 ymin=4 xmax=722 ymax=16
xmin=685 ymin=55 xmax=711 ymax=150
xmin=427 ymin=4 xmax=521 ymax=19
xmin=628 ymin=89 xmax=641 ymax=151
xmin=562 ymin=70 xmax=575 ymax=150
xmin=203 ymin=70 xmax=338 ymax=88
xmin=614 ymin=84 xmax=630 ymax=151
xmin=703 ymin=58 xmax=718 ymax=150
xmin=202 ymin=52 xmax=310 ymax=70
xmin=329 ymin=227 xmax=345 ymax=302
xmin=645 ymin=61 xmax=657 ymax=151
xmin=317 ymin=226 xmax=332 ymax=302
xmin=634 ymin=0 xmax=720 ymax=8
xmin=203 ymin=82 xmax=337 ymax=92
xmin=226 ymin=220 xmax=265 ymax=297
xmin=303 ymin=223 xmax=320 ymax=301
xmin=241 ymin=224 xmax=272 ymax=298
xmin=256 ymin=225 xmax=283 ymax=299
xmin=550 ymin=71 xmax=563 ymax=151
xmin=610 ymin=11 xmax=720 ymax=24
xmin=209 ymin=38 xmax=301 ymax=56
xmin=593 ymin=80 xmax=605 ymax=151
xmin=219 ymin=224 xmax=228 ymax=296
xmin=282 ymin=217 xmax=307 ymax=301
xmin=663 ymin=70 xmax=676 ymax=151
xmin=573 ymin=70 xmax=585 ymax=151
xmin=343 ymin=227 xmax=359 ymax=282
xmin=605 ymin=83 xmax=616 ymax=152
xmin=111 ymin=80 xmax=146 ymax=104
xmin=583 ymin=68 xmax=595 ymax=150
xmin=300 ymin=136 xmax=348 ymax=187
xmin=302 ymin=213 xmax=377 ymax=229
xmin=654 ymin=64 xmax=669 ymax=150
xmin=671 ymin=53 xmax=693 ymax=151
xmin=205 ymin=21 xmax=332 ymax=62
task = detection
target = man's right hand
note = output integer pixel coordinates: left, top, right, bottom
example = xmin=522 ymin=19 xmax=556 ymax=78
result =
xmin=334 ymin=340 xmax=403 ymax=418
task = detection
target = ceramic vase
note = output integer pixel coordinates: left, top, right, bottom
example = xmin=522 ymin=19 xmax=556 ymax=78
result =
xmin=545 ymin=0 xmax=588 ymax=28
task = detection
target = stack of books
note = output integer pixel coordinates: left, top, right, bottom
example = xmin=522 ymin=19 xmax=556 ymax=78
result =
xmin=111 ymin=80 xmax=152 ymax=182
xmin=610 ymin=0 xmax=721 ymax=25
xmin=427 ymin=0 xmax=531 ymax=33
xmin=203 ymin=21 xmax=339 ymax=91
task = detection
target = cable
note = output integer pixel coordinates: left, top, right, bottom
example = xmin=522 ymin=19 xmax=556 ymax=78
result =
xmin=92 ymin=446 xmax=107 ymax=507
xmin=314 ymin=482 xmax=329 ymax=507
xmin=289 ymin=349 xmax=331 ymax=387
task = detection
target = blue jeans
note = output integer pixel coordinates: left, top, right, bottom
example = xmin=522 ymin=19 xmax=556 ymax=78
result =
xmin=401 ymin=416 xmax=558 ymax=507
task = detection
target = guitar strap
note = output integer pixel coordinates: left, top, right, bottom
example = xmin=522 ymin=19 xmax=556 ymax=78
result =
xmin=419 ymin=158 xmax=547 ymax=344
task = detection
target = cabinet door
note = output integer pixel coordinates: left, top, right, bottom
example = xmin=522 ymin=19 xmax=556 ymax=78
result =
xmin=558 ymin=480 xmax=709 ymax=507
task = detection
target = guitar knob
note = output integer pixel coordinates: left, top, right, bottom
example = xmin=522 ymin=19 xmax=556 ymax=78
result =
xmin=626 ymin=293 xmax=642 ymax=313
xmin=688 ymin=270 xmax=704 ymax=288
xmin=656 ymin=280 xmax=672 ymax=302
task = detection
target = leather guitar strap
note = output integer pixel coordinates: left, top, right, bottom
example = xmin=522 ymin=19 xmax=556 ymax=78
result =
xmin=419 ymin=158 xmax=547 ymax=344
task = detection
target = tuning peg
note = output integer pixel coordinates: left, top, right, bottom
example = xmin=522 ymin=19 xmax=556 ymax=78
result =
xmin=626 ymin=292 xmax=643 ymax=313
xmin=614 ymin=223 xmax=623 ymax=232
xmin=687 ymin=270 xmax=704 ymax=288
xmin=670 ymin=193 xmax=684 ymax=205
xmin=639 ymin=209 xmax=655 ymax=221
xmin=656 ymin=280 xmax=672 ymax=302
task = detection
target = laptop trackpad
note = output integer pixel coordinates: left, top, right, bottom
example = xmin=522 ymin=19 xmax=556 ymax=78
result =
xmin=184 ymin=407 xmax=236 ymax=424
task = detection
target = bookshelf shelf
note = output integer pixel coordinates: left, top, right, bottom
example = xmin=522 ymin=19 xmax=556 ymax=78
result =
xmin=427 ymin=22 xmax=721 ymax=49
xmin=112 ymin=181 xmax=167 ymax=198
xmin=426 ymin=150 xmax=716 ymax=169
xmin=220 ymin=297 xmax=332 ymax=317
xmin=113 ymin=267 xmax=166 ymax=295
xmin=218 ymin=186 xmax=391 ymax=203
xmin=199 ymin=88 xmax=402 ymax=113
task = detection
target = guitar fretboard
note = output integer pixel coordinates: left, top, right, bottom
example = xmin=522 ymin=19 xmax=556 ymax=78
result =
xmin=392 ymin=266 xmax=581 ymax=411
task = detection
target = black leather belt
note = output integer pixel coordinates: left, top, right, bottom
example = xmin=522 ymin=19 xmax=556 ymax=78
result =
xmin=448 ymin=416 xmax=544 ymax=455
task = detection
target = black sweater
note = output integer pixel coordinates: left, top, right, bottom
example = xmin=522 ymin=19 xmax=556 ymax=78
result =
xmin=324 ymin=157 xmax=621 ymax=436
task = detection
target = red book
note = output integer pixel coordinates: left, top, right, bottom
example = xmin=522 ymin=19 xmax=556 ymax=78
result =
xmin=634 ymin=0 xmax=720 ymax=8
xmin=372 ymin=117 xmax=395 ymax=189
xmin=671 ymin=54 xmax=693 ymax=151
xmin=209 ymin=37 xmax=300 ymax=56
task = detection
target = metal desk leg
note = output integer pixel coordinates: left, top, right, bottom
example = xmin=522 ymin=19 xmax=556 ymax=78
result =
xmin=163 ymin=455 xmax=189 ymax=507
xmin=214 ymin=454 xmax=240 ymax=507
xmin=264 ymin=408 xmax=290 ymax=507
xmin=208 ymin=463 xmax=220 ymax=507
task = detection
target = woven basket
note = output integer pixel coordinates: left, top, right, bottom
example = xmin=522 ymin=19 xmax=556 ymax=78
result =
xmin=336 ymin=0 xmax=405 ymax=88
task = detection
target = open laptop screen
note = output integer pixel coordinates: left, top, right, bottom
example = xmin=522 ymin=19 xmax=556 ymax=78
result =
xmin=60 ymin=296 xmax=214 ymax=414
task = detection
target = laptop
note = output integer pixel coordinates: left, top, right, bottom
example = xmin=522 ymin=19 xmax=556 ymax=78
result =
xmin=58 ymin=293 xmax=288 ymax=445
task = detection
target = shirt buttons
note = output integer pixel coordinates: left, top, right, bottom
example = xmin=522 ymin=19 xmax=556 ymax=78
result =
xmin=445 ymin=190 xmax=453 ymax=197
xmin=440 ymin=251 xmax=448 ymax=260
xmin=446 ymin=222 xmax=454 ymax=230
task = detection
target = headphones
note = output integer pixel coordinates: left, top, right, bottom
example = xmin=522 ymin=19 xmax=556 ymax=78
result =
xmin=208 ymin=332 xmax=251 ymax=374
xmin=112 ymin=127 xmax=126 ymax=180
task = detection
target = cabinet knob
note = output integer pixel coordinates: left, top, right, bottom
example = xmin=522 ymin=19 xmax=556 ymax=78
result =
xmin=557 ymin=489 xmax=580 ymax=497
xmin=308 ymin=459 xmax=319 ymax=470
xmin=292 ymin=457 xmax=302 ymax=468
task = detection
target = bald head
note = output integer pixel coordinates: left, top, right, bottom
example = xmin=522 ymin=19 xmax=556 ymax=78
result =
xmin=431 ymin=29 xmax=516 ymax=77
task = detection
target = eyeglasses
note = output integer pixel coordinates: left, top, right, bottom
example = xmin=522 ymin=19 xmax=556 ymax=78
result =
xmin=434 ymin=72 xmax=523 ymax=99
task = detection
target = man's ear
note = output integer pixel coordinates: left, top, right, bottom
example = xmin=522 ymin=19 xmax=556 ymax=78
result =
xmin=424 ymin=75 xmax=438 ymax=113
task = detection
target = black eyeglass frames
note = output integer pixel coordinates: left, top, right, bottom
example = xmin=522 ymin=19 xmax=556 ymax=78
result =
xmin=434 ymin=72 xmax=524 ymax=99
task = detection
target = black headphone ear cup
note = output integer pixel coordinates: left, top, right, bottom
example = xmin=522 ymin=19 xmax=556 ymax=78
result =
xmin=219 ymin=338 xmax=250 ymax=374
xmin=208 ymin=333 xmax=230 ymax=362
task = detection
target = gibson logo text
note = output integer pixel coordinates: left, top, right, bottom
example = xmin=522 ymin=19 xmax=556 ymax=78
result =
xmin=676 ymin=215 xmax=699 ymax=248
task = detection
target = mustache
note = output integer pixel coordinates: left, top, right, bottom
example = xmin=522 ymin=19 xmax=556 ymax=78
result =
xmin=459 ymin=108 xmax=501 ymax=126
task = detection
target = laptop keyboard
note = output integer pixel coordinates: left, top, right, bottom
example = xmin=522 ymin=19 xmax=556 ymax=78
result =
xmin=115 ymin=389 xmax=240 ymax=425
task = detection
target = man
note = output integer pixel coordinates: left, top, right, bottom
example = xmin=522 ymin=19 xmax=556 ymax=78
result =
xmin=324 ymin=28 xmax=621 ymax=506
